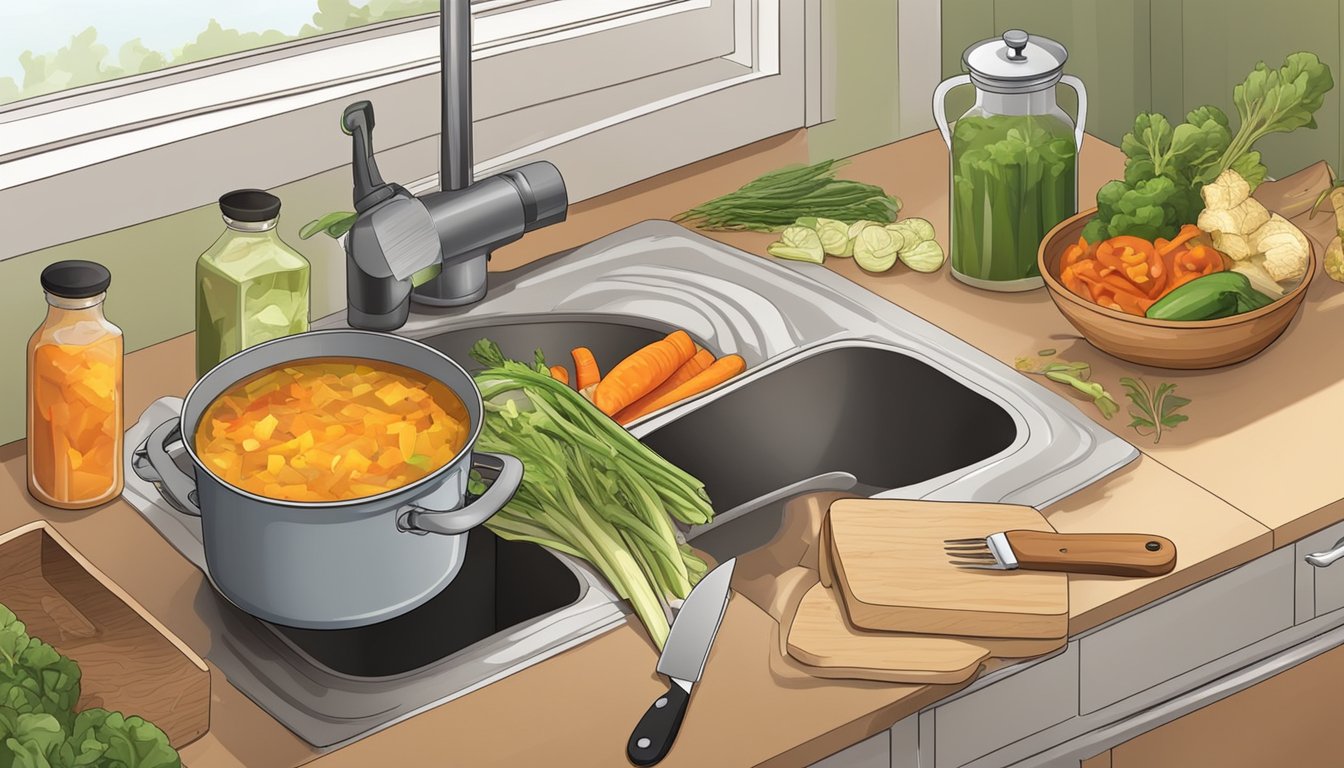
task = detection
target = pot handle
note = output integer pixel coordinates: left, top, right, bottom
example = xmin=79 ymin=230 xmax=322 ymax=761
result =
xmin=932 ymin=74 xmax=971 ymax=149
xmin=401 ymin=452 xmax=523 ymax=536
xmin=131 ymin=417 xmax=202 ymax=516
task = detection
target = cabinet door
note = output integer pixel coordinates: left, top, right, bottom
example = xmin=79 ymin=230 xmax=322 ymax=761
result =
xmin=1078 ymin=549 xmax=1294 ymax=714
xmin=933 ymin=644 xmax=1079 ymax=768
xmin=1110 ymin=642 xmax=1344 ymax=768
xmin=808 ymin=732 xmax=888 ymax=768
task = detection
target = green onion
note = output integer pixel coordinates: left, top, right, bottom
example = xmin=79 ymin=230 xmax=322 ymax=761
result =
xmin=674 ymin=159 xmax=901 ymax=232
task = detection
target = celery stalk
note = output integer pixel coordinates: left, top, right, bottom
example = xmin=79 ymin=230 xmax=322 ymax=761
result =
xmin=470 ymin=340 xmax=714 ymax=650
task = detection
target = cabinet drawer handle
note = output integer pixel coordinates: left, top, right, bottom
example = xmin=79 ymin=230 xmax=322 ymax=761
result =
xmin=1306 ymin=537 xmax=1344 ymax=568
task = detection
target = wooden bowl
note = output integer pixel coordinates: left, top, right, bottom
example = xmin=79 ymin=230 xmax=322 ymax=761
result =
xmin=1038 ymin=209 xmax=1315 ymax=369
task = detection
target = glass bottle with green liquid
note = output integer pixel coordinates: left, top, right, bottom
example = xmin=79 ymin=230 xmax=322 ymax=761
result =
xmin=196 ymin=190 xmax=311 ymax=376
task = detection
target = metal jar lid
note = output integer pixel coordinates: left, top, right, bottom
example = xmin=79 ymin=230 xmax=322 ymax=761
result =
xmin=962 ymin=29 xmax=1069 ymax=94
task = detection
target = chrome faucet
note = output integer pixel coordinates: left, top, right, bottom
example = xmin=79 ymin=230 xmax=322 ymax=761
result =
xmin=341 ymin=0 xmax=569 ymax=331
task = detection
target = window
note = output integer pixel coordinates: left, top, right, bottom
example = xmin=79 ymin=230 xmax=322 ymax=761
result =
xmin=1 ymin=0 xmax=439 ymax=106
xmin=0 ymin=0 xmax=822 ymax=260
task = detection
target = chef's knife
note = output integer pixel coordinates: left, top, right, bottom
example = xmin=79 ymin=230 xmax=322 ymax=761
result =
xmin=626 ymin=557 xmax=736 ymax=766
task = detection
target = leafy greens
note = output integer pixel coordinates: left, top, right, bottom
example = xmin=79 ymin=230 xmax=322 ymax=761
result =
xmin=0 ymin=608 xmax=80 ymax=733
xmin=0 ymin=607 xmax=178 ymax=768
xmin=1085 ymin=53 xmax=1333 ymax=243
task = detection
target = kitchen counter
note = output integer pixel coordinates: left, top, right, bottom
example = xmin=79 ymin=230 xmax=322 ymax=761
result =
xmin=0 ymin=127 xmax=1337 ymax=767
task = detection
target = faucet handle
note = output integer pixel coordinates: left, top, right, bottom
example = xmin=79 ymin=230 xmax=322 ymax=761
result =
xmin=502 ymin=161 xmax=569 ymax=231
xmin=342 ymin=100 xmax=394 ymax=212
xmin=341 ymin=99 xmax=376 ymax=135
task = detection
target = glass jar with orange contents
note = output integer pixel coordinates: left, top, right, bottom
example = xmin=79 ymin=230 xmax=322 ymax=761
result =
xmin=27 ymin=261 xmax=124 ymax=509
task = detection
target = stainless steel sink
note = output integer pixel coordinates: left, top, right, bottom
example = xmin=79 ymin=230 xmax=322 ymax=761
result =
xmin=420 ymin=316 xmax=701 ymax=374
xmin=355 ymin=218 xmax=1133 ymax=687
xmin=642 ymin=342 xmax=1019 ymax=513
xmin=123 ymin=220 xmax=1136 ymax=749
xmin=335 ymin=215 xmax=1131 ymax=703
xmin=641 ymin=340 xmax=1020 ymax=561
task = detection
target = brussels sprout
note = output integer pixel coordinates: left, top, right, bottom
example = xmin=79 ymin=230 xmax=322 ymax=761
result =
xmin=852 ymin=225 xmax=900 ymax=273
xmin=898 ymin=238 xmax=946 ymax=273
xmin=887 ymin=216 xmax=940 ymax=248
xmin=1326 ymin=238 xmax=1344 ymax=283
xmin=801 ymin=217 xmax=852 ymax=256
xmin=767 ymin=226 xmax=825 ymax=264
xmin=886 ymin=217 xmax=937 ymax=250
xmin=885 ymin=223 xmax=914 ymax=250
xmin=847 ymin=220 xmax=882 ymax=241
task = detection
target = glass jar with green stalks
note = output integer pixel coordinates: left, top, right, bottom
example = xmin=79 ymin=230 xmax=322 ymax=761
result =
xmin=933 ymin=30 xmax=1087 ymax=291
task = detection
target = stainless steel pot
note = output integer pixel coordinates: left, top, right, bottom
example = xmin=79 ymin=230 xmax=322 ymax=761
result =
xmin=131 ymin=329 xmax=522 ymax=630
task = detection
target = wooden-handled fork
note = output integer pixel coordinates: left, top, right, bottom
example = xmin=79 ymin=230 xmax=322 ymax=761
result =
xmin=944 ymin=531 xmax=1177 ymax=577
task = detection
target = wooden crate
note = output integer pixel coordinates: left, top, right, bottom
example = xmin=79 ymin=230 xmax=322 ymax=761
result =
xmin=0 ymin=520 xmax=210 ymax=747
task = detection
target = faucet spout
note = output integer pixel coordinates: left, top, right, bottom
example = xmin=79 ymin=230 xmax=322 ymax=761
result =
xmin=441 ymin=0 xmax=473 ymax=192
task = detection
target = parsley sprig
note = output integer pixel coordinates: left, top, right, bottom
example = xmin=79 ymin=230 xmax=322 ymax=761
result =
xmin=1120 ymin=377 xmax=1191 ymax=444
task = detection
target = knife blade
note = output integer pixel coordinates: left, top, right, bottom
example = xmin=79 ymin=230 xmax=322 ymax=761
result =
xmin=627 ymin=557 xmax=735 ymax=766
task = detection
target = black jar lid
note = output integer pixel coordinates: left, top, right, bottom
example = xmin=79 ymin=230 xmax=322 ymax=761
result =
xmin=219 ymin=189 xmax=282 ymax=222
xmin=40 ymin=260 xmax=112 ymax=298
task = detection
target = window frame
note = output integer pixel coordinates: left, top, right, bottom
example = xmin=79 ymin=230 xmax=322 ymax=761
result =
xmin=0 ymin=0 xmax=822 ymax=261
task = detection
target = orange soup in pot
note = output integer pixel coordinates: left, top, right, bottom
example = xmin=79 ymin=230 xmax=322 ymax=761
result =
xmin=194 ymin=357 xmax=470 ymax=502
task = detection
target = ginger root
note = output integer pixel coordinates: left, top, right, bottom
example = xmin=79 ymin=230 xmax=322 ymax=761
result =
xmin=1325 ymin=186 xmax=1344 ymax=283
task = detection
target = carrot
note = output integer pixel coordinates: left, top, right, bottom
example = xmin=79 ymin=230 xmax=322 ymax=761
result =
xmin=592 ymin=331 xmax=696 ymax=416
xmin=616 ymin=354 xmax=745 ymax=424
xmin=549 ymin=365 xmax=570 ymax=386
xmin=1096 ymin=238 xmax=1167 ymax=297
xmin=1157 ymin=224 xmax=1203 ymax=256
xmin=1061 ymin=237 xmax=1090 ymax=269
xmin=614 ymin=348 xmax=714 ymax=424
xmin=571 ymin=347 xmax=600 ymax=390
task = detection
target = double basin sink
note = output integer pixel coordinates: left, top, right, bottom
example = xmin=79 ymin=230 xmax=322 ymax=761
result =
xmin=385 ymin=219 xmax=1136 ymax=660
xmin=277 ymin=220 xmax=1135 ymax=746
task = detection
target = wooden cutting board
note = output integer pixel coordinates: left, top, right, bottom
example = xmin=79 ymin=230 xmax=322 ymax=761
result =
xmin=785 ymin=582 xmax=1064 ymax=684
xmin=827 ymin=499 xmax=1069 ymax=640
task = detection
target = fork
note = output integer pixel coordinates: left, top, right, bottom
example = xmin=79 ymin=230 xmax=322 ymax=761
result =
xmin=944 ymin=531 xmax=1177 ymax=577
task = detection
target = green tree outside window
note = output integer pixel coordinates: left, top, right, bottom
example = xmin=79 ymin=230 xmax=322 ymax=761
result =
xmin=1 ymin=0 xmax=439 ymax=105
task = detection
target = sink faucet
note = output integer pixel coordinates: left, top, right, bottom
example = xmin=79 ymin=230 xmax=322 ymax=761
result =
xmin=341 ymin=0 xmax=569 ymax=331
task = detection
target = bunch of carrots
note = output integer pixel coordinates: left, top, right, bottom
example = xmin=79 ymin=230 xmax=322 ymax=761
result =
xmin=1060 ymin=224 xmax=1226 ymax=316
xmin=547 ymin=330 xmax=745 ymax=425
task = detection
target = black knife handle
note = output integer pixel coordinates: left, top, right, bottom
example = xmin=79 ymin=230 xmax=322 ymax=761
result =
xmin=627 ymin=682 xmax=691 ymax=765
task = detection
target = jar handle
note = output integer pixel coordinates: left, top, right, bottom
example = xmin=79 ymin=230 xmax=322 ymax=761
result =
xmin=932 ymin=75 xmax=971 ymax=150
xmin=1060 ymin=75 xmax=1088 ymax=151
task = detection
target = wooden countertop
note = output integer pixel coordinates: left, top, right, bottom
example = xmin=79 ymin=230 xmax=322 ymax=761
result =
xmin=1 ymin=127 xmax=1336 ymax=767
